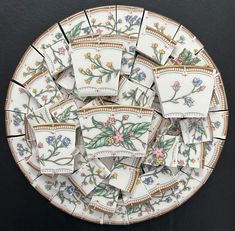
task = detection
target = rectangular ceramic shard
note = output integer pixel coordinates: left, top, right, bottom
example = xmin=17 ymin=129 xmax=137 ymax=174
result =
xmin=137 ymin=26 xmax=176 ymax=65
xmin=147 ymin=112 xmax=163 ymax=142
xmin=116 ymin=5 xmax=144 ymax=36
xmin=110 ymin=77 xmax=155 ymax=107
xmin=12 ymin=46 xmax=46 ymax=85
xmin=203 ymin=138 xmax=225 ymax=168
xmin=7 ymin=135 xmax=33 ymax=163
xmin=32 ymin=23 xmax=66 ymax=54
xmin=129 ymin=55 xmax=158 ymax=88
xmin=180 ymin=118 xmax=213 ymax=144
xmin=33 ymin=123 xmax=76 ymax=174
xmin=177 ymin=141 xmax=204 ymax=168
xmin=89 ymin=182 xmax=119 ymax=214
xmin=140 ymin=10 xmax=180 ymax=40
xmin=144 ymin=135 xmax=180 ymax=167
xmin=5 ymin=82 xmax=40 ymax=114
xmin=122 ymin=179 xmax=151 ymax=206
xmin=43 ymin=38 xmax=71 ymax=76
xmin=171 ymin=25 xmax=204 ymax=58
xmin=78 ymin=106 xmax=153 ymax=158
xmin=209 ymin=111 xmax=228 ymax=139
xmin=49 ymin=98 xmax=79 ymax=126
xmin=71 ymin=42 xmax=123 ymax=96
xmin=5 ymin=110 xmax=25 ymax=136
xmin=23 ymin=71 xmax=63 ymax=107
xmin=60 ymin=11 xmax=92 ymax=43
xmin=26 ymin=106 xmax=53 ymax=141
xmin=154 ymin=66 xmax=216 ymax=118
xmin=140 ymin=166 xmax=178 ymax=196
xmin=86 ymin=5 xmax=117 ymax=35
xmin=108 ymin=163 xmax=139 ymax=192
xmin=69 ymin=159 xmax=110 ymax=195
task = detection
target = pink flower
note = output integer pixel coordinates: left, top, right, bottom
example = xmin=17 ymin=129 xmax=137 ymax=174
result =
xmin=196 ymin=85 xmax=206 ymax=92
xmin=37 ymin=142 xmax=43 ymax=148
xmin=172 ymin=81 xmax=181 ymax=91
xmin=107 ymin=117 xmax=116 ymax=125
xmin=106 ymin=201 xmax=113 ymax=206
xmin=122 ymin=115 xmax=129 ymax=120
xmin=128 ymin=131 xmax=135 ymax=137
xmin=113 ymin=131 xmax=124 ymax=144
xmin=145 ymin=207 xmax=152 ymax=213
xmin=178 ymin=160 xmax=185 ymax=166
xmin=58 ymin=47 xmax=66 ymax=55
xmin=175 ymin=57 xmax=183 ymax=65
xmin=96 ymin=29 xmax=103 ymax=34
xmin=153 ymin=147 xmax=164 ymax=158
xmin=41 ymin=95 xmax=48 ymax=102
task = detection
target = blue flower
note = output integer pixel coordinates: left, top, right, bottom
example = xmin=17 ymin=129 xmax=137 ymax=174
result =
xmin=26 ymin=114 xmax=33 ymax=120
xmin=121 ymin=57 xmax=128 ymax=65
xmin=17 ymin=143 xmax=23 ymax=148
xmin=214 ymin=121 xmax=221 ymax=128
xmin=62 ymin=137 xmax=71 ymax=147
xmin=66 ymin=185 xmax=74 ymax=194
xmin=46 ymin=136 xmax=55 ymax=145
xmin=55 ymin=32 xmax=62 ymax=40
xmin=192 ymin=77 xmax=202 ymax=87
xmin=82 ymin=27 xmax=91 ymax=34
xmin=184 ymin=97 xmax=194 ymax=107
xmin=137 ymin=71 xmax=146 ymax=81
xmin=125 ymin=15 xmax=132 ymax=22
xmin=165 ymin=197 xmax=172 ymax=203
xmin=143 ymin=176 xmax=154 ymax=185
xmin=129 ymin=46 xmax=136 ymax=53
xmin=136 ymin=17 xmax=142 ymax=25
xmin=13 ymin=119 xmax=20 ymax=126
xmin=133 ymin=67 xmax=140 ymax=73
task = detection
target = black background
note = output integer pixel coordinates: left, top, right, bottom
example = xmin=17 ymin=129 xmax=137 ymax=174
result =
xmin=0 ymin=0 xmax=235 ymax=230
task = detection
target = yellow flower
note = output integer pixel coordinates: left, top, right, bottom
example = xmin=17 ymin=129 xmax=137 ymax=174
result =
xmin=91 ymin=64 xmax=96 ymax=70
xmin=46 ymin=84 xmax=52 ymax=89
xmin=32 ymin=88 xmax=37 ymax=94
xmin=55 ymin=94 xmax=62 ymax=100
xmin=156 ymin=158 xmax=164 ymax=166
xmin=107 ymin=137 xmax=114 ymax=144
xmin=151 ymin=43 xmax=158 ymax=49
xmin=85 ymin=79 xmax=91 ymax=85
xmin=154 ymin=22 xmax=159 ymax=27
xmin=91 ymin=18 xmax=96 ymax=24
xmin=23 ymin=72 xmax=27 ymax=77
xmin=160 ymin=26 xmax=165 ymax=31
xmin=86 ymin=68 xmax=91 ymax=74
xmin=94 ymin=54 xmax=101 ymax=60
xmin=78 ymin=67 xmax=83 ymax=73
xmin=122 ymin=165 xmax=127 ymax=170
xmin=106 ymin=62 xmax=113 ymax=68
xmin=136 ymin=178 xmax=141 ymax=185
xmin=96 ymin=169 xmax=102 ymax=174
xmin=159 ymin=49 xmax=165 ymax=55
xmin=96 ymin=79 xmax=102 ymax=84
xmin=84 ymin=52 xmax=91 ymax=59
xmin=111 ymin=172 xmax=118 ymax=179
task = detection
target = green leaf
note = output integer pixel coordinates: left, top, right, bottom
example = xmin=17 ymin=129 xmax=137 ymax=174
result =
xmin=120 ymin=137 xmax=137 ymax=151
xmin=162 ymin=137 xmax=176 ymax=153
xmin=91 ymin=116 xmax=104 ymax=129
xmin=66 ymin=21 xmax=84 ymax=40
xmin=124 ymin=122 xmax=150 ymax=138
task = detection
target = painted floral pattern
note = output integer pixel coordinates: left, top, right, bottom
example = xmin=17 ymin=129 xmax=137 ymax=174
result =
xmin=121 ymin=45 xmax=136 ymax=69
xmin=151 ymin=43 xmax=166 ymax=64
xmin=162 ymin=77 xmax=206 ymax=107
xmin=38 ymin=135 xmax=74 ymax=166
xmin=130 ymin=67 xmax=146 ymax=82
xmin=22 ymin=60 xmax=47 ymax=78
xmin=52 ymin=105 xmax=78 ymax=123
xmin=117 ymin=15 xmax=142 ymax=35
xmin=78 ymin=53 xmax=120 ymax=85
xmin=174 ymin=48 xmax=200 ymax=65
xmin=186 ymin=118 xmax=207 ymax=142
xmin=82 ymin=115 xmax=150 ymax=151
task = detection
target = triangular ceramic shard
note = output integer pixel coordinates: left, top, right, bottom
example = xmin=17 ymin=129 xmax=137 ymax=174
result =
xmin=154 ymin=66 xmax=216 ymax=117
xmin=55 ymin=67 xmax=75 ymax=91
xmin=137 ymin=26 xmax=176 ymax=65
xmin=33 ymin=123 xmax=76 ymax=174
xmin=86 ymin=6 xmax=117 ymax=35
xmin=71 ymin=42 xmax=123 ymax=97
xmin=78 ymin=105 xmax=153 ymax=158
xmin=23 ymin=70 xmax=63 ymax=108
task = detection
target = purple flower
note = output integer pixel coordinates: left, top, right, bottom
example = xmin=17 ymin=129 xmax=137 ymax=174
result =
xmin=62 ymin=137 xmax=71 ymax=147
xmin=17 ymin=143 xmax=23 ymax=148
xmin=55 ymin=32 xmax=62 ymax=40
xmin=192 ymin=77 xmax=202 ymax=87
xmin=143 ymin=176 xmax=154 ymax=185
xmin=136 ymin=17 xmax=142 ymax=25
xmin=214 ymin=121 xmax=221 ymax=129
xmin=26 ymin=114 xmax=33 ymax=120
xmin=125 ymin=15 xmax=132 ymax=22
xmin=82 ymin=27 xmax=91 ymax=34
xmin=184 ymin=97 xmax=194 ymax=107
xmin=137 ymin=71 xmax=146 ymax=81
xmin=165 ymin=197 xmax=172 ymax=203
xmin=13 ymin=119 xmax=20 ymax=126
xmin=121 ymin=57 xmax=128 ymax=65
xmin=129 ymin=46 xmax=136 ymax=53
xmin=46 ymin=136 xmax=55 ymax=145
